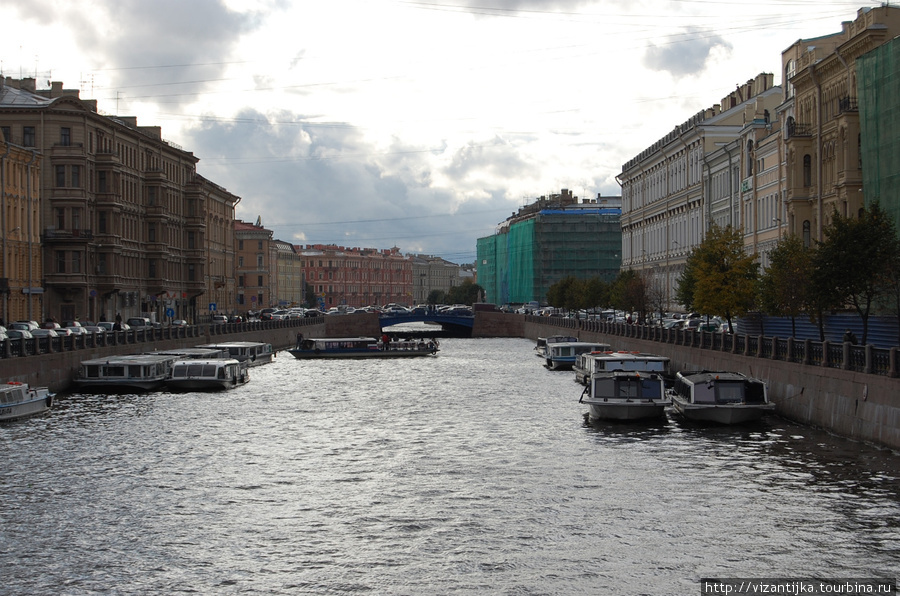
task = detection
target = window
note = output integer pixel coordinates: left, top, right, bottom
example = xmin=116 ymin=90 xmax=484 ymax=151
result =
xmin=72 ymin=208 xmax=81 ymax=231
xmin=802 ymin=220 xmax=811 ymax=248
xmin=258 ymin=240 xmax=263 ymax=250
xmin=56 ymin=251 xmax=66 ymax=273
xmin=72 ymin=251 xmax=82 ymax=274
xmin=71 ymin=165 xmax=80 ymax=188
xmin=98 ymin=211 xmax=107 ymax=234
xmin=238 ymin=275 xmax=245 ymax=287
xmin=23 ymin=126 xmax=35 ymax=147
xmin=57 ymin=208 xmax=66 ymax=230
xmin=148 ymin=224 xmax=156 ymax=243
xmin=257 ymin=275 xmax=263 ymax=287
xmin=98 ymin=171 xmax=108 ymax=193
xmin=147 ymin=187 xmax=156 ymax=206
xmin=0 ymin=126 xmax=9 ymax=142
xmin=238 ymin=240 xmax=244 ymax=250
xmin=97 ymin=253 xmax=107 ymax=274
xmin=187 ymin=231 xmax=195 ymax=249
xmin=60 ymin=127 xmax=71 ymax=146
xmin=803 ymin=155 xmax=812 ymax=187
xmin=56 ymin=165 xmax=66 ymax=187
xmin=238 ymin=256 xmax=244 ymax=267
xmin=257 ymin=255 xmax=263 ymax=268
xmin=149 ymin=259 xmax=157 ymax=278
xmin=746 ymin=140 xmax=754 ymax=177
xmin=188 ymin=264 xmax=196 ymax=281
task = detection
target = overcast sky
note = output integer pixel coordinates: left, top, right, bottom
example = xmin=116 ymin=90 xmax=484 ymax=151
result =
xmin=0 ymin=0 xmax=873 ymax=263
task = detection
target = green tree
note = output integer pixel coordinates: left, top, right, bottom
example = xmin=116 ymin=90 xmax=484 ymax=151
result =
xmin=446 ymin=279 xmax=483 ymax=305
xmin=758 ymin=234 xmax=813 ymax=337
xmin=814 ymin=202 xmax=900 ymax=344
xmin=426 ymin=289 xmax=446 ymax=305
xmin=546 ymin=276 xmax=586 ymax=311
xmin=675 ymin=254 xmax=699 ymax=312
xmin=610 ymin=270 xmax=647 ymax=322
xmin=583 ymin=277 xmax=611 ymax=312
xmin=683 ymin=224 xmax=759 ymax=333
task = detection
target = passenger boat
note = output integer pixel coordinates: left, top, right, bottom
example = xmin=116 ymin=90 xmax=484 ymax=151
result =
xmin=166 ymin=358 xmax=249 ymax=391
xmin=534 ymin=335 xmax=578 ymax=359
xmin=146 ymin=347 xmax=229 ymax=360
xmin=71 ymin=354 xmax=176 ymax=392
xmin=0 ymin=382 xmax=54 ymax=422
xmin=579 ymin=371 xmax=670 ymax=421
xmin=545 ymin=341 xmax=611 ymax=370
xmin=287 ymin=336 xmax=439 ymax=359
xmin=573 ymin=351 xmax=671 ymax=385
xmin=668 ymin=371 xmax=775 ymax=424
xmin=196 ymin=342 xmax=274 ymax=366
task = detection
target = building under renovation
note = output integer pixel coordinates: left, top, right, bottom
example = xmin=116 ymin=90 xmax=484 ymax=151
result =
xmin=476 ymin=190 xmax=622 ymax=306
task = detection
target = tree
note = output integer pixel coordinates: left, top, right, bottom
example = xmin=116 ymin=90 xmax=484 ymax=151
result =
xmin=610 ymin=270 xmax=648 ymax=322
xmin=446 ymin=279 xmax=483 ymax=305
xmin=675 ymin=254 xmax=699 ymax=312
xmin=681 ymin=224 xmax=759 ymax=333
xmin=758 ymin=234 xmax=813 ymax=337
xmin=547 ymin=276 xmax=585 ymax=311
xmin=814 ymin=202 xmax=900 ymax=345
xmin=426 ymin=289 xmax=446 ymax=305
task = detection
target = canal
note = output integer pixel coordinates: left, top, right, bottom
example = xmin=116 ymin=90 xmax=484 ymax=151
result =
xmin=2 ymin=337 xmax=898 ymax=594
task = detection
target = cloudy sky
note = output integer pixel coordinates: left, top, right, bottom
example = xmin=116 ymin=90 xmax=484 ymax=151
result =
xmin=0 ymin=0 xmax=873 ymax=263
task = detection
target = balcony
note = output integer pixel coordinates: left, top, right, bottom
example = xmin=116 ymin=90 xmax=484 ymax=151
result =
xmin=786 ymin=121 xmax=813 ymax=138
xmin=838 ymin=96 xmax=858 ymax=115
xmin=42 ymin=228 xmax=94 ymax=243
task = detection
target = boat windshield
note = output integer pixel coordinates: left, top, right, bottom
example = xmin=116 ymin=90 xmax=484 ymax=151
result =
xmin=715 ymin=382 xmax=746 ymax=403
xmin=593 ymin=378 xmax=662 ymax=399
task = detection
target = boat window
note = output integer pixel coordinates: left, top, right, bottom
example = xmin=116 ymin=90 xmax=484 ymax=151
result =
xmin=641 ymin=379 xmax=662 ymax=399
xmin=85 ymin=364 xmax=101 ymax=378
xmin=105 ymin=365 xmax=126 ymax=377
xmin=745 ymin=383 xmax=766 ymax=404
xmin=617 ymin=380 xmax=640 ymax=398
xmin=715 ymin=382 xmax=745 ymax=404
xmin=172 ymin=367 xmax=187 ymax=378
xmin=693 ymin=382 xmax=716 ymax=404
xmin=592 ymin=379 xmax=615 ymax=398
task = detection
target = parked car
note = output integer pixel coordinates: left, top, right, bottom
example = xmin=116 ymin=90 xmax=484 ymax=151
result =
xmin=211 ymin=315 xmax=228 ymax=325
xmin=171 ymin=319 xmax=188 ymax=327
xmin=65 ymin=326 xmax=91 ymax=336
xmin=127 ymin=317 xmax=153 ymax=328
xmin=6 ymin=329 xmax=34 ymax=340
xmin=82 ymin=325 xmax=106 ymax=335
xmin=31 ymin=328 xmax=60 ymax=338
xmin=9 ymin=321 xmax=39 ymax=331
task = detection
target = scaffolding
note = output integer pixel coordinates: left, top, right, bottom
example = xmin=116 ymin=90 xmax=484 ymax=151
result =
xmin=858 ymin=37 xmax=900 ymax=231
xmin=477 ymin=209 xmax=621 ymax=305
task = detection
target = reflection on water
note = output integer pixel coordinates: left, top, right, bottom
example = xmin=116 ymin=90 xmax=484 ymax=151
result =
xmin=2 ymin=338 xmax=898 ymax=595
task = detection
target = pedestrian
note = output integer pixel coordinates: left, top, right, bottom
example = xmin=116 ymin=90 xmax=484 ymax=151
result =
xmin=843 ymin=329 xmax=858 ymax=345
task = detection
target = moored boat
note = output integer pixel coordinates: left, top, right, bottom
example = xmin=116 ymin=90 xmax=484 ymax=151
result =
xmin=574 ymin=351 xmax=671 ymax=385
xmin=534 ymin=335 xmax=578 ymax=359
xmin=166 ymin=358 xmax=249 ymax=391
xmin=72 ymin=354 xmax=176 ymax=392
xmin=196 ymin=342 xmax=274 ymax=366
xmin=287 ymin=336 xmax=438 ymax=359
xmin=545 ymin=341 xmax=611 ymax=370
xmin=579 ymin=370 xmax=669 ymax=421
xmin=668 ymin=370 xmax=775 ymax=424
xmin=0 ymin=382 xmax=54 ymax=422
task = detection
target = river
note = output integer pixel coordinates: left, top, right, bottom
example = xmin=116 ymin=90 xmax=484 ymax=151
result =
xmin=2 ymin=337 xmax=899 ymax=595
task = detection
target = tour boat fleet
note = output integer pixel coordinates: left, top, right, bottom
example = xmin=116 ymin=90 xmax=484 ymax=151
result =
xmin=0 ymin=382 xmax=54 ymax=422
xmin=534 ymin=338 xmax=776 ymax=425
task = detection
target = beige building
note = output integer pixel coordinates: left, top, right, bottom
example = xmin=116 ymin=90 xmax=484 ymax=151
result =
xmin=0 ymin=77 xmax=238 ymax=325
xmin=0 ymin=128 xmax=43 ymax=324
xmin=781 ymin=5 xmax=900 ymax=244
xmin=235 ymin=219 xmax=277 ymax=313
xmin=618 ymin=73 xmax=782 ymax=310
xmin=274 ymin=239 xmax=305 ymax=308
xmin=409 ymin=255 xmax=462 ymax=304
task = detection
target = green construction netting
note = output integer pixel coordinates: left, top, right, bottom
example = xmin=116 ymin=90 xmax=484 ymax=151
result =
xmin=858 ymin=38 xmax=900 ymax=231
xmin=477 ymin=213 xmax=621 ymax=305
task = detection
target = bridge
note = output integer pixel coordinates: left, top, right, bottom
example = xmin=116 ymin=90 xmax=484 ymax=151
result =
xmin=378 ymin=312 xmax=475 ymax=337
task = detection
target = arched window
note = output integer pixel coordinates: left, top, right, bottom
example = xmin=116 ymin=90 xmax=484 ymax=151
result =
xmin=802 ymin=220 xmax=811 ymax=248
xmin=803 ymin=155 xmax=812 ymax=187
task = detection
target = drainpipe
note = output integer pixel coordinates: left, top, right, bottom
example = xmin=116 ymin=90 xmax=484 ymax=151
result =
xmin=810 ymin=64 xmax=823 ymax=241
xmin=1 ymin=138 xmax=9 ymax=324
xmin=25 ymin=149 xmax=38 ymax=322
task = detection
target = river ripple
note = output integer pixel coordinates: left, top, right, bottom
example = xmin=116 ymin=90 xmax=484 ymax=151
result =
xmin=1 ymin=337 xmax=899 ymax=595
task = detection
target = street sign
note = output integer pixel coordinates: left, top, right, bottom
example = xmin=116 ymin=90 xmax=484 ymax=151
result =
xmin=208 ymin=303 xmax=216 ymax=311
xmin=166 ymin=308 xmax=175 ymax=318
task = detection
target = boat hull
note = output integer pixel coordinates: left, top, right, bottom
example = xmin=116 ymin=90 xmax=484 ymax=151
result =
xmin=71 ymin=378 xmax=168 ymax=393
xmin=671 ymin=397 xmax=775 ymax=424
xmin=583 ymin=399 xmax=669 ymax=421
xmin=0 ymin=386 xmax=53 ymax=422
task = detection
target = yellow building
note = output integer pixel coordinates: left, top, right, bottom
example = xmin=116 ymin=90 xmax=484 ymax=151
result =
xmin=782 ymin=5 xmax=900 ymax=244
xmin=0 ymin=128 xmax=43 ymax=324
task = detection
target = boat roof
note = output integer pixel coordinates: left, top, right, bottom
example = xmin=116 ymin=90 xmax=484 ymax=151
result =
xmin=197 ymin=341 xmax=271 ymax=348
xmin=80 ymin=354 xmax=177 ymax=365
xmin=585 ymin=351 xmax=669 ymax=360
xmin=677 ymin=371 xmax=756 ymax=383
xmin=592 ymin=370 xmax=664 ymax=380
xmin=172 ymin=358 xmax=242 ymax=366
xmin=146 ymin=348 xmax=228 ymax=358
xmin=304 ymin=337 xmax=378 ymax=342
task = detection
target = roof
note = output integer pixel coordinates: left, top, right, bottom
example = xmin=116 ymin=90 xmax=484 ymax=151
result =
xmin=0 ymin=84 xmax=53 ymax=107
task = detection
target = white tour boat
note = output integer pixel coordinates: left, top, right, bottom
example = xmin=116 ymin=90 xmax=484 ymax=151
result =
xmin=166 ymin=358 xmax=249 ymax=391
xmin=579 ymin=370 xmax=670 ymax=422
xmin=573 ymin=351 xmax=671 ymax=385
xmin=196 ymin=342 xmax=274 ymax=366
xmin=534 ymin=335 xmax=578 ymax=360
xmin=0 ymin=382 xmax=54 ymax=422
xmin=72 ymin=354 xmax=176 ymax=392
xmin=668 ymin=371 xmax=776 ymax=424
xmin=545 ymin=341 xmax=611 ymax=370
xmin=287 ymin=336 xmax=439 ymax=359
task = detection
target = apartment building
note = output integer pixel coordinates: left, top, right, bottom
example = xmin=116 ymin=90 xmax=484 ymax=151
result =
xmin=235 ymin=219 xmax=277 ymax=313
xmin=781 ymin=5 xmax=900 ymax=244
xmin=274 ymin=239 xmax=305 ymax=307
xmin=409 ymin=255 xmax=462 ymax=304
xmin=618 ymin=73 xmax=782 ymax=309
xmin=299 ymin=244 xmax=413 ymax=309
xmin=0 ymin=129 xmax=43 ymax=324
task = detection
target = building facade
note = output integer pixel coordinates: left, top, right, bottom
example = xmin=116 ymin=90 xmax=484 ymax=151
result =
xmin=235 ymin=219 xmax=276 ymax=314
xmin=0 ymin=77 xmax=226 ymax=325
xmin=0 ymin=129 xmax=43 ymax=324
xmin=782 ymin=6 xmax=900 ymax=244
xmin=409 ymin=255 xmax=462 ymax=304
xmin=274 ymin=239 xmax=305 ymax=308
xmin=299 ymin=245 xmax=413 ymax=309
xmin=618 ymin=73 xmax=782 ymax=309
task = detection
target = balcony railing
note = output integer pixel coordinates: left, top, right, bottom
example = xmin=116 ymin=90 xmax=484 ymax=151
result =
xmin=42 ymin=228 xmax=94 ymax=241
